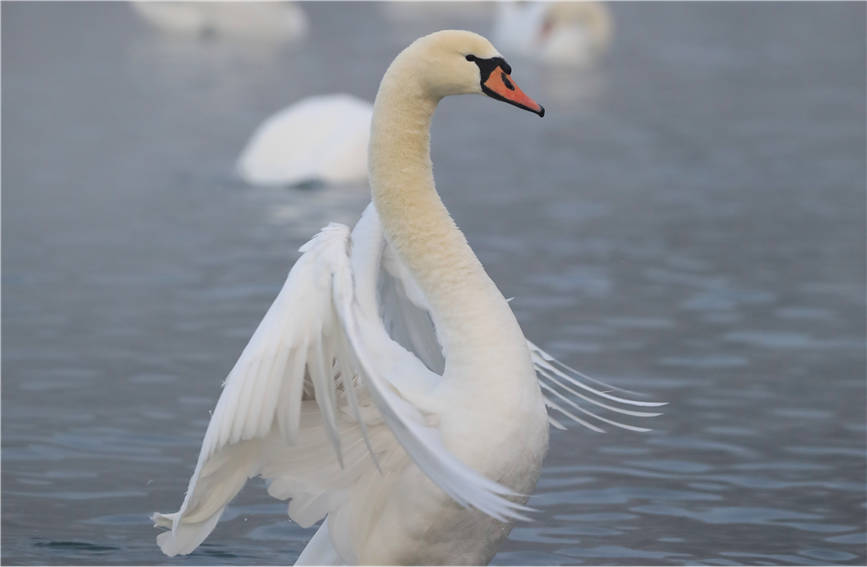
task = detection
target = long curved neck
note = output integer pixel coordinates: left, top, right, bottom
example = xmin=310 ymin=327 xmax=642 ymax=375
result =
xmin=368 ymin=66 xmax=519 ymax=365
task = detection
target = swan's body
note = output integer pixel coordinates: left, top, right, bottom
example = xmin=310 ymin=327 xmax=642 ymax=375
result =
xmin=237 ymin=94 xmax=373 ymax=187
xmin=153 ymin=30 xmax=661 ymax=565
xmin=131 ymin=1 xmax=308 ymax=43
xmin=493 ymin=1 xmax=612 ymax=67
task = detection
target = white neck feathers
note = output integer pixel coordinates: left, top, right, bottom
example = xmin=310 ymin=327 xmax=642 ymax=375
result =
xmin=368 ymin=52 xmax=519 ymax=364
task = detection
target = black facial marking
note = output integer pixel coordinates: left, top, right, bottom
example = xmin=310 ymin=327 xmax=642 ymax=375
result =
xmin=466 ymin=54 xmax=512 ymax=82
xmin=466 ymin=53 xmax=543 ymax=116
xmin=501 ymin=72 xmax=514 ymax=91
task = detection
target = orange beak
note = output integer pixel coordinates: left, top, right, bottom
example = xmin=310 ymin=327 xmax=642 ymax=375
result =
xmin=482 ymin=66 xmax=545 ymax=117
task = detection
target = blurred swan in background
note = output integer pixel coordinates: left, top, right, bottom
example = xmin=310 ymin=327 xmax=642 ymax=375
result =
xmin=380 ymin=1 xmax=491 ymax=24
xmin=153 ymin=30 xmax=661 ymax=565
xmin=130 ymin=1 xmax=309 ymax=43
xmin=493 ymin=1 xmax=612 ymax=67
xmin=236 ymin=94 xmax=373 ymax=187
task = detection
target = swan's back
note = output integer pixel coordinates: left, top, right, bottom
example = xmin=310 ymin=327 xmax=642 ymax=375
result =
xmin=237 ymin=94 xmax=373 ymax=187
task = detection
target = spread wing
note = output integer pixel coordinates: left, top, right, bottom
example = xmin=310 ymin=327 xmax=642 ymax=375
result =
xmin=152 ymin=210 xmax=528 ymax=557
xmin=152 ymin=203 xmax=665 ymax=557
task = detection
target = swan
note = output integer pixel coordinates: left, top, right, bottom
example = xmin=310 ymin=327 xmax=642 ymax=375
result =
xmin=237 ymin=94 xmax=373 ymax=187
xmin=152 ymin=30 xmax=662 ymax=564
xmin=493 ymin=1 xmax=612 ymax=67
xmin=130 ymin=1 xmax=308 ymax=43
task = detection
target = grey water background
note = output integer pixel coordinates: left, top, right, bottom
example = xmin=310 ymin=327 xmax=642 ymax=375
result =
xmin=3 ymin=2 xmax=865 ymax=565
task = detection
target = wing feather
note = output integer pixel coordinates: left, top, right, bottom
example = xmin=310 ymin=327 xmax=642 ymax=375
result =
xmin=278 ymin=347 xmax=306 ymax=442
xmin=309 ymin=338 xmax=343 ymax=465
xmin=527 ymin=341 xmax=666 ymax=432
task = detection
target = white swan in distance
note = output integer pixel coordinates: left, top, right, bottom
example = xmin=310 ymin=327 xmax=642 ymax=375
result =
xmin=237 ymin=94 xmax=373 ymax=187
xmin=493 ymin=1 xmax=612 ymax=67
xmin=130 ymin=1 xmax=308 ymax=43
xmin=152 ymin=30 xmax=662 ymax=564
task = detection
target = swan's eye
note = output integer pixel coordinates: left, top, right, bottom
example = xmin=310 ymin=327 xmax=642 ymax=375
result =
xmin=466 ymin=56 xmax=512 ymax=82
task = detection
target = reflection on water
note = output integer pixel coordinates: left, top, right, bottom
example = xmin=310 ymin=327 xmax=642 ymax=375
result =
xmin=3 ymin=2 xmax=865 ymax=565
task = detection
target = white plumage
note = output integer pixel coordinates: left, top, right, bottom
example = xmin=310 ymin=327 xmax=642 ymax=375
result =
xmin=153 ymin=30 xmax=661 ymax=565
xmin=236 ymin=94 xmax=373 ymax=187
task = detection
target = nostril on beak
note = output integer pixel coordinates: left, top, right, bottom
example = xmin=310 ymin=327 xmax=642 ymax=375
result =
xmin=501 ymin=73 xmax=515 ymax=91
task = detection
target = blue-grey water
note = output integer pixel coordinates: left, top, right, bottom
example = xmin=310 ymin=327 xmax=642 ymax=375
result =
xmin=3 ymin=2 xmax=865 ymax=565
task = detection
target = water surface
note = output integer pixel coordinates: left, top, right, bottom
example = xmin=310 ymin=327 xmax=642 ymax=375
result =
xmin=3 ymin=2 xmax=865 ymax=565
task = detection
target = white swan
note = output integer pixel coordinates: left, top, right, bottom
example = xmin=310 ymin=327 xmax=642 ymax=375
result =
xmin=237 ymin=94 xmax=373 ymax=187
xmin=493 ymin=1 xmax=612 ymax=67
xmin=152 ymin=30 xmax=662 ymax=564
xmin=130 ymin=1 xmax=308 ymax=43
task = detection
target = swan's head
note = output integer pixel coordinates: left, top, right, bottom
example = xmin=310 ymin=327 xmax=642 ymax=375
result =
xmin=392 ymin=30 xmax=544 ymax=117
